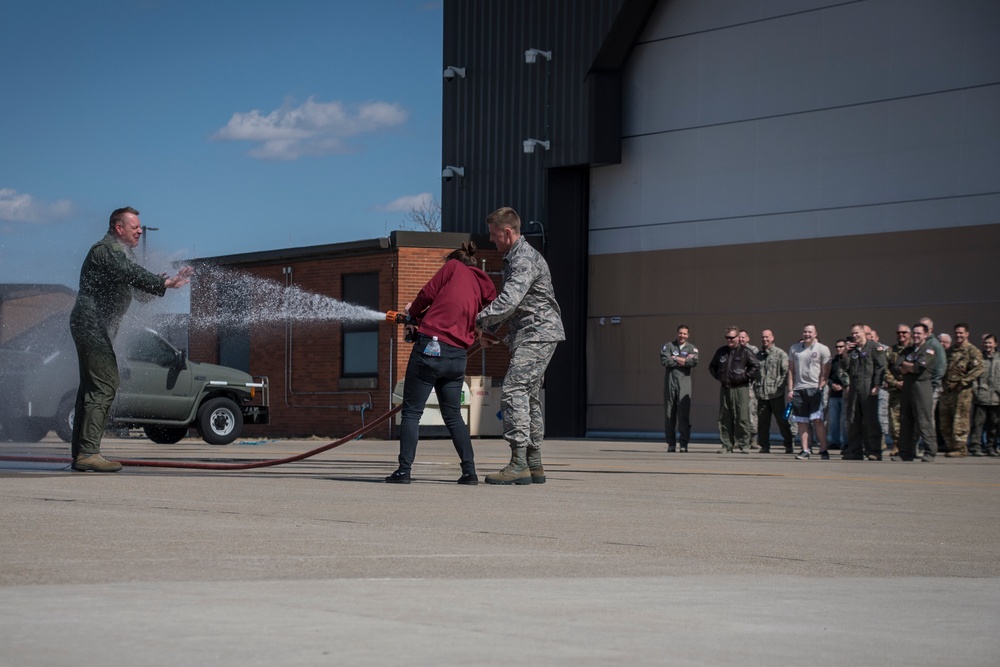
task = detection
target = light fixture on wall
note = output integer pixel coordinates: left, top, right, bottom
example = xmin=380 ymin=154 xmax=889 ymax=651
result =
xmin=524 ymin=48 xmax=552 ymax=64
xmin=442 ymin=65 xmax=466 ymax=81
xmin=441 ymin=165 xmax=465 ymax=181
xmin=522 ymin=139 xmax=550 ymax=154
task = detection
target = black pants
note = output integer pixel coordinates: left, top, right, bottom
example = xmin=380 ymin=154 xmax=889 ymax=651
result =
xmin=757 ymin=394 xmax=794 ymax=449
xmin=845 ymin=389 xmax=882 ymax=459
xmin=398 ymin=335 xmax=475 ymax=475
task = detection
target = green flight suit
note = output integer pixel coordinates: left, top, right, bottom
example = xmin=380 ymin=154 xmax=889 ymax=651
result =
xmin=894 ymin=341 xmax=936 ymax=460
xmin=661 ymin=340 xmax=699 ymax=449
xmin=70 ymin=233 xmax=166 ymax=457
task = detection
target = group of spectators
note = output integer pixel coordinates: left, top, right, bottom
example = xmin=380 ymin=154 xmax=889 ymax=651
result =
xmin=661 ymin=318 xmax=999 ymax=462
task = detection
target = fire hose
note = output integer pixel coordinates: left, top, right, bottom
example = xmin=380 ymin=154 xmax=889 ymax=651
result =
xmin=0 ymin=315 xmax=498 ymax=471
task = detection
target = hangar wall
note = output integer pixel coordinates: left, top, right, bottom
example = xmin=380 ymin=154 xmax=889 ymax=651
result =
xmin=586 ymin=0 xmax=1000 ymax=435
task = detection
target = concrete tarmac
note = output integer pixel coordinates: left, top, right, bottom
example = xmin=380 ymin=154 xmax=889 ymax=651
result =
xmin=2 ymin=434 xmax=998 ymax=666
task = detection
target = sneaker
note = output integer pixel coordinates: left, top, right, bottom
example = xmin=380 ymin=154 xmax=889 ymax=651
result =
xmin=457 ymin=473 xmax=479 ymax=485
xmin=717 ymin=447 xmax=733 ymax=454
xmin=820 ymin=450 xmax=830 ymax=460
xmin=679 ymin=446 xmax=688 ymax=453
xmin=667 ymin=446 xmax=677 ymax=453
xmin=71 ymin=454 xmax=122 ymax=473
xmin=921 ymin=453 xmax=936 ymax=463
xmin=795 ymin=450 xmax=811 ymax=460
xmin=385 ymin=470 xmax=412 ymax=484
xmin=944 ymin=450 xmax=967 ymax=458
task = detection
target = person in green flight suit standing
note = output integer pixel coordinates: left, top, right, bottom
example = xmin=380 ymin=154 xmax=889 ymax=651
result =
xmin=70 ymin=206 xmax=193 ymax=472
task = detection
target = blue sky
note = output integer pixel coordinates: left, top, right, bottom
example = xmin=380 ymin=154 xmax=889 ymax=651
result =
xmin=0 ymin=0 xmax=443 ymax=289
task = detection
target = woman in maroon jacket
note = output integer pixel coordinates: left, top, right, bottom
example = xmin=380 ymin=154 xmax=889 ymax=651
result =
xmin=386 ymin=242 xmax=497 ymax=484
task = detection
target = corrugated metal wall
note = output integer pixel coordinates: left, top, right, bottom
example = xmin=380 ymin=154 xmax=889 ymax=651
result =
xmin=441 ymin=0 xmax=659 ymax=436
xmin=441 ymin=0 xmax=627 ymax=233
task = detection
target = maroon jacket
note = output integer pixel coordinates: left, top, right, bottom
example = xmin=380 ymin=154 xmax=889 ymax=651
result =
xmin=410 ymin=259 xmax=497 ymax=349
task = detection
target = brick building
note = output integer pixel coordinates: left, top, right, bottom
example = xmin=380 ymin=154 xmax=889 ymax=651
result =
xmin=188 ymin=231 xmax=511 ymax=440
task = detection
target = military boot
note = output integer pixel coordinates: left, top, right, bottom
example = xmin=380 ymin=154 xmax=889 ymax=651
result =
xmin=72 ymin=453 xmax=123 ymax=473
xmin=526 ymin=447 xmax=545 ymax=484
xmin=485 ymin=446 xmax=531 ymax=485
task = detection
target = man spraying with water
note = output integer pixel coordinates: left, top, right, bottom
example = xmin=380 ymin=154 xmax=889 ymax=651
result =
xmin=70 ymin=206 xmax=193 ymax=472
xmin=476 ymin=207 xmax=565 ymax=485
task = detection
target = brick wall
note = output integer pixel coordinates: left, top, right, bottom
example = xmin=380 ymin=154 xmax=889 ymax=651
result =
xmin=190 ymin=240 xmax=511 ymax=442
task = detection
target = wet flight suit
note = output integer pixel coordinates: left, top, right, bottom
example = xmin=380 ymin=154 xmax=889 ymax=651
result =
xmin=70 ymin=233 xmax=167 ymax=458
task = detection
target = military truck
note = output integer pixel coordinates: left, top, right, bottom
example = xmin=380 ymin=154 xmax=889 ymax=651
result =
xmin=0 ymin=284 xmax=268 ymax=445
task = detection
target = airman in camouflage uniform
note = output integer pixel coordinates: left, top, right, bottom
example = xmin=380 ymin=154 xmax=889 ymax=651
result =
xmin=883 ymin=325 xmax=911 ymax=455
xmin=938 ymin=323 xmax=984 ymax=457
xmin=754 ymin=329 xmax=794 ymax=453
xmin=968 ymin=334 xmax=1000 ymax=456
xmin=70 ymin=207 xmax=193 ymax=472
xmin=660 ymin=325 xmax=698 ymax=452
xmin=477 ymin=207 xmax=565 ymax=485
xmin=739 ymin=330 xmax=760 ymax=446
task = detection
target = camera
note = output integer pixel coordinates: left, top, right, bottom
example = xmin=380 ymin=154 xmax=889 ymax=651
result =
xmin=442 ymin=66 xmax=465 ymax=82
xmin=441 ymin=166 xmax=464 ymax=181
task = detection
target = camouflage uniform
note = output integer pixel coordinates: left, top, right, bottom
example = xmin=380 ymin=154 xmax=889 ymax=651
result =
xmin=894 ymin=340 xmax=936 ymax=461
xmin=744 ymin=343 xmax=760 ymax=442
xmin=70 ymin=233 xmax=166 ymax=458
xmin=884 ymin=342 xmax=908 ymax=448
xmin=969 ymin=351 xmax=1000 ymax=455
xmin=842 ymin=340 xmax=887 ymax=460
xmin=477 ymin=237 xmax=565 ymax=458
xmin=938 ymin=342 xmax=984 ymax=456
xmin=753 ymin=345 xmax=793 ymax=452
xmin=660 ymin=339 xmax=699 ymax=451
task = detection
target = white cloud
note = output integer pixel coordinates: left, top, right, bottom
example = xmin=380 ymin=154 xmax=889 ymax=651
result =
xmin=0 ymin=188 xmax=73 ymax=225
xmin=212 ymin=97 xmax=408 ymax=160
xmin=378 ymin=192 xmax=435 ymax=213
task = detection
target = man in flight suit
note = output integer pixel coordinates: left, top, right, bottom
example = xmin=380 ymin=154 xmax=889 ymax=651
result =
xmin=660 ymin=325 xmax=698 ymax=452
xmin=893 ymin=323 xmax=937 ymax=462
xmin=842 ymin=323 xmax=887 ymax=460
xmin=70 ymin=207 xmax=193 ymax=472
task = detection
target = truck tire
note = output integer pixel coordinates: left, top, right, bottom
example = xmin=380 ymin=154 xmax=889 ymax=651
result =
xmin=196 ymin=397 xmax=243 ymax=445
xmin=143 ymin=426 xmax=189 ymax=444
xmin=55 ymin=395 xmax=76 ymax=443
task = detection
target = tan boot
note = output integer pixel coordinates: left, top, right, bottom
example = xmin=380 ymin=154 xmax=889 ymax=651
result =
xmin=72 ymin=453 xmax=123 ymax=473
xmin=485 ymin=447 xmax=531 ymax=485
xmin=526 ymin=447 xmax=545 ymax=484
